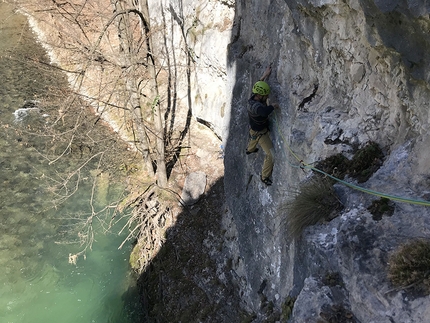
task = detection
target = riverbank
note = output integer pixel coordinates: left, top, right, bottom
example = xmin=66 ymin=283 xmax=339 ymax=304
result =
xmin=15 ymin=2 xmax=139 ymax=148
xmin=12 ymin=3 xmax=241 ymax=320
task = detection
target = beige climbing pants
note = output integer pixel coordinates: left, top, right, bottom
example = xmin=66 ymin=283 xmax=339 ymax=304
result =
xmin=247 ymin=128 xmax=274 ymax=180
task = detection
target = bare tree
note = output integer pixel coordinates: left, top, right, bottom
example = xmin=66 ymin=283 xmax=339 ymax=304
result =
xmin=9 ymin=0 xmax=192 ymax=264
xmin=110 ymin=0 xmax=168 ymax=186
xmin=15 ymin=0 xmax=171 ymax=184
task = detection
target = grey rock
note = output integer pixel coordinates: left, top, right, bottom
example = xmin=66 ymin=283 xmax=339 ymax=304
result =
xmin=180 ymin=171 xmax=207 ymax=206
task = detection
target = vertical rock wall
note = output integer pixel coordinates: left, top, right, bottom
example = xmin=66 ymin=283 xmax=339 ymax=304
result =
xmin=147 ymin=0 xmax=235 ymax=137
xmin=221 ymin=0 xmax=430 ymax=321
xmin=148 ymin=0 xmax=430 ymax=321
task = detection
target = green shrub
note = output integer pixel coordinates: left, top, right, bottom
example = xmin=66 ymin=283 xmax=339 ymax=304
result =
xmin=284 ymin=177 xmax=343 ymax=239
xmin=388 ymin=239 xmax=430 ymax=294
xmin=367 ymin=197 xmax=394 ymax=221
xmin=281 ymin=296 xmax=296 ymax=321
xmin=319 ymin=303 xmax=355 ymax=322
xmin=322 ymin=271 xmax=344 ymax=287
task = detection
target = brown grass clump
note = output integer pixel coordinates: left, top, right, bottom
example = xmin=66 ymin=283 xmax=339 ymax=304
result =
xmin=388 ymin=239 xmax=430 ymax=294
xmin=283 ymin=177 xmax=343 ymax=239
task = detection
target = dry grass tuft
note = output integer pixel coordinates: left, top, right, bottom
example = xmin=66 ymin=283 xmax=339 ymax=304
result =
xmin=388 ymin=239 xmax=430 ymax=294
xmin=282 ymin=176 xmax=343 ymax=239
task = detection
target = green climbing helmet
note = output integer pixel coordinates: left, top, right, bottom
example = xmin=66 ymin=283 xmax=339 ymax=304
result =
xmin=252 ymin=81 xmax=270 ymax=96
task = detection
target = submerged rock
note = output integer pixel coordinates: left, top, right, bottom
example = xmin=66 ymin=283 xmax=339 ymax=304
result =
xmin=13 ymin=101 xmax=40 ymax=122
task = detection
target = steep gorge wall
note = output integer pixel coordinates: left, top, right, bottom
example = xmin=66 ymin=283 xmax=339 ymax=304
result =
xmin=222 ymin=0 xmax=430 ymax=322
xmin=151 ymin=0 xmax=430 ymax=321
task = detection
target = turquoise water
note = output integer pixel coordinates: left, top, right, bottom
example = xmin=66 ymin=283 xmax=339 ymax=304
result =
xmin=0 ymin=4 xmax=136 ymax=323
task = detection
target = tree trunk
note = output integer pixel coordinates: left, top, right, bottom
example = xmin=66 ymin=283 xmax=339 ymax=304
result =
xmin=110 ymin=0 xmax=155 ymax=177
xmin=138 ymin=0 xmax=168 ymax=187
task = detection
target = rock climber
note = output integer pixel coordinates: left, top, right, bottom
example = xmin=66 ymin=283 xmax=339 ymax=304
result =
xmin=246 ymin=65 xmax=280 ymax=186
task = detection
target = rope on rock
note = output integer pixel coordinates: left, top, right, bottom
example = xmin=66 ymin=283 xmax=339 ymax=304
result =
xmin=273 ymin=112 xmax=430 ymax=207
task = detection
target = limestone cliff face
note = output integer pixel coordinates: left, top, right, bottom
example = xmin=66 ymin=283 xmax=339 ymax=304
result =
xmin=147 ymin=0 xmax=235 ymax=137
xmin=151 ymin=0 xmax=430 ymax=321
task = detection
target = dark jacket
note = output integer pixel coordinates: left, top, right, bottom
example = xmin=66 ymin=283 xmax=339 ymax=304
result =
xmin=247 ymin=94 xmax=274 ymax=131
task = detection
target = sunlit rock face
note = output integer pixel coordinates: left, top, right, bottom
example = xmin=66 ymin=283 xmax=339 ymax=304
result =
xmin=147 ymin=0 xmax=235 ymax=137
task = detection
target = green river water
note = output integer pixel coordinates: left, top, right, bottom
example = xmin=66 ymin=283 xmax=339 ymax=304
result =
xmin=0 ymin=4 xmax=137 ymax=323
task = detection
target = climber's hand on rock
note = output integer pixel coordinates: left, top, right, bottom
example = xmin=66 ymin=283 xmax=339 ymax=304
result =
xmin=261 ymin=65 xmax=272 ymax=81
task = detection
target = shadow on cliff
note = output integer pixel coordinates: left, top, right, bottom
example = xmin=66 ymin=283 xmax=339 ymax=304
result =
xmin=120 ymin=177 xmax=244 ymax=323
xmin=218 ymin=2 xmax=298 ymax=318
xmin=121 ymin=2 xmax=272 ymax=322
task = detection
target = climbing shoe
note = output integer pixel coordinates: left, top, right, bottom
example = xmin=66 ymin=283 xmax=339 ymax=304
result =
xmin=246 ymin=148 xmax=259 ymax=155
xmin=261 ymin=176 xmax=272 ymax=186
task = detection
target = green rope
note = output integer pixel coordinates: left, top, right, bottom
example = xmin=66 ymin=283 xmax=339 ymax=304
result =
xmin=273 ymin=111 xmax=430 ymax=207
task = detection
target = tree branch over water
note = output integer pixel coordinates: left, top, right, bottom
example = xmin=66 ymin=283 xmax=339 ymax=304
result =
xmin=9 ymin=0 xmax=196 ymax=266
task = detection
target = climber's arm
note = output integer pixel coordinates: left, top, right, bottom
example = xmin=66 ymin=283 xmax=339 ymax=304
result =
xmin=260 ymin=64 xmax=272 ymax=81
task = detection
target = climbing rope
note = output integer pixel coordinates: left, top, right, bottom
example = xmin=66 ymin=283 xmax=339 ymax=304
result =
xmin=273 ymin=111 xmax=430 ymax=207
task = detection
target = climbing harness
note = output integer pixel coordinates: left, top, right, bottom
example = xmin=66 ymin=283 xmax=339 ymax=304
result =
xmin=249 ymin=129 xmax=268 ymax=141
xmin=273 ymin=112 xmax=430 ymax=207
